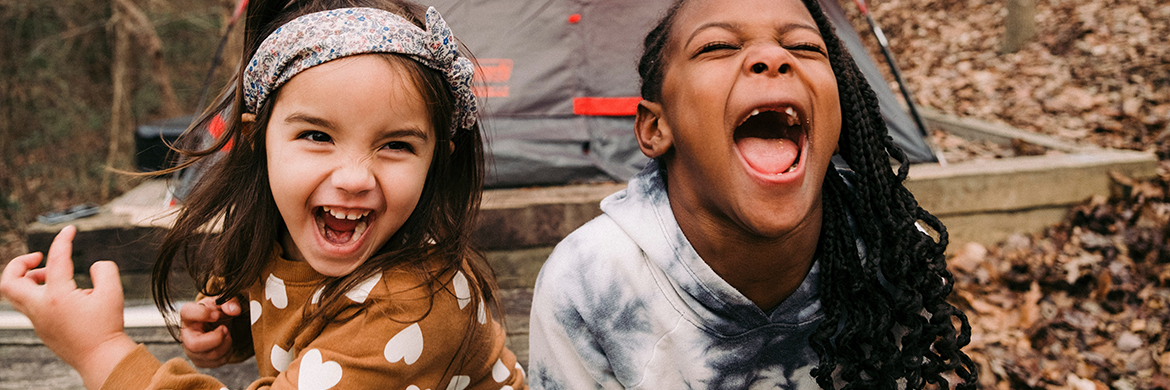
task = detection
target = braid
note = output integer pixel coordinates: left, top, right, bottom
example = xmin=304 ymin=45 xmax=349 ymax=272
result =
xmin=800 ymin=0 xmax=977 ymax=387
xmin=637 ymin=0 xmax=977 ymax=388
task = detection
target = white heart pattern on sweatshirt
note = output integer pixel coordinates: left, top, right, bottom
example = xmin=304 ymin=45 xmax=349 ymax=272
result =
xmin=271 ymin=344 xmax=295 ymax=372
xmin=445 ymin=375 xmax=470 ymax=390
xmin=453 ymin=271 xmax=471 ymax=309
xmin=477 ymin=300 xmax=487 ymax=324
xmin=298 ymin=349 xmax=342 ymax=390
xmin=265 ymin=274 xmax=288 ymax=309
xmin=311 ymin=286 xmax=324 ymax=304
xmin=384 ymin=323 xmax=424 ymax=365
xmin=250 ymin=300 xmax=262 ymax=325
xmin=492 ymin=359 xmax=510 ymax=382
xmin=345 ymin=273 xmax=382 ymax=303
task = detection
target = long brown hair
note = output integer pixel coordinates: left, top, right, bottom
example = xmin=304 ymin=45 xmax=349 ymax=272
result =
xmin=151 ymin=0 xmax=497 ymax=350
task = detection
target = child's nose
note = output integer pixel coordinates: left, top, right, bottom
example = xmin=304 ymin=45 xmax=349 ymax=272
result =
xmin=330 ymin=160 xmax=376 ymax=195
xmin=743 ymin=45 xmax=794 ymax=77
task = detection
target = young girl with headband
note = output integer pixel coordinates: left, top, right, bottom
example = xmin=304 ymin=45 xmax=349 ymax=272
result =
xmin=528 ymin=0 xmax=977 ymax=388
xmin=0 ymin=1 xmax=527 ymax=389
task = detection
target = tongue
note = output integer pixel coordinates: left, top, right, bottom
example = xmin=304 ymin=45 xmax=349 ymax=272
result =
xmin=324 ymin=213 xmax=359 ymax=231
xmin=322 ymin=213 xmax=358 ymax=244
xmin=737 ymin=137 xmax=798 ymax=174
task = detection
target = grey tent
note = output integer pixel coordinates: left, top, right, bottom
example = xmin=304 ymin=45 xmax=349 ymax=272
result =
xmin=430 ymin=0 xmax=935 ymax=188
xmin=150 ymin=0 xmax=936 ymax=197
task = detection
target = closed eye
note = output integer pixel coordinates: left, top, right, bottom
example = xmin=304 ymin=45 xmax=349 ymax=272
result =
xmin=694 ymin=41 xmax=740 ymax=57
xmin=787 ymin=43 xmax=826 ymax=56
xmin=297 ymin=130 xmax=332 ymax=143
xmin=381 ymin=141 xmax=415 ymax=153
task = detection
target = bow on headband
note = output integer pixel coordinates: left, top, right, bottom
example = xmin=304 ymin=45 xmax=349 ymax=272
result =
xmin=243 ymin=7 xmax=478 ymax=133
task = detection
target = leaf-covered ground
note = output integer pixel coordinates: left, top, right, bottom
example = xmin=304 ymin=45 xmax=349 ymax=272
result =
xmin=843 ymin=0 xmax=1170 ymax=387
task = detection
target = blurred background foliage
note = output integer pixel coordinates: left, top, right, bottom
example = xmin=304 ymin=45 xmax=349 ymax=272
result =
xmin=0 ymin=0 xmax=237 ymax=258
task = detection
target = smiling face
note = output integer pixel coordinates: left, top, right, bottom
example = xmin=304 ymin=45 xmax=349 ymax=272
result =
xmin=637 ymin=0 xmax=841 ymax=242
xmin=266 ymin=55 xmax=436 ymax=277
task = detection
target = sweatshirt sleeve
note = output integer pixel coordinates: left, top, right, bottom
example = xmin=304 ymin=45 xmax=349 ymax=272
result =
xmin=100 ymin=344 xmax=232 ymax=390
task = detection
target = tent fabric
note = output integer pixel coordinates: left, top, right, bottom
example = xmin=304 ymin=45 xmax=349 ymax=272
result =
xmin=432 ymin=0 xmax=935 ymax=187
xmin=817 ymin=0 xmax=935 ymax=162
xmin=155 ymin=0 xmax=936 ymax=195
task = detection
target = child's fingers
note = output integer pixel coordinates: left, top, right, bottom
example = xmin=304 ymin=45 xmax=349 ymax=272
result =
xmin=220 ymin=297 xmax=241 ymax=317
xmin=180 ymin=300 xmax=218 ymax=326
xmin=44 ymin=226 xmax=77 ymax=291
xmin=88 ymin=261 xmax=123 ymax=301
xmin=25 ymin=268 xmax=47 ymax=284
xmin=0 ymin=253 xmax=45 ymax=302
xmin=181 ymin=324 xmax=230 ymax=354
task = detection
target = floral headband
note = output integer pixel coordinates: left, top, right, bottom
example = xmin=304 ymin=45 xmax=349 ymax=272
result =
xmin=243 ymin=7 xmax=478 ymax=133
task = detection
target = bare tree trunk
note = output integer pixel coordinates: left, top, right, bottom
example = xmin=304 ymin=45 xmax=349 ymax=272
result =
xmin=114 ymin=0 xmax=182 ymax=118
xmin=1001 ymin=0 xmax=1037 ymax=54
xmin=103 ymin=4 xmax=133 ymax=202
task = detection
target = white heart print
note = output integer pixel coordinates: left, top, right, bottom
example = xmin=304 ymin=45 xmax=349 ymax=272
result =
xmin=384 ymin=323 xmax=424 ymax=365
xmin=298 ymin=349 xmax=343 ymax=390
xmin=445 ymin=375 xmax=470 ymax=390
xmin=265 ymin=274 xmax=288 ymax=309
xmin=477 ymin=300 xmax=486 ymax=324
xmin=345 ymin=273 xmax=382 ymax=303
xmin=271 ymin=344 xmax=295 ymax=372
xmin=492 ymin=359 xmax=510 ymax=382
xmin=453 ymin=271 xmax=471 ymax=309
xmin=311 ymin=286 xmax=324 ymax=304
xmin=250 ymin=300 xmax=262 ymax=325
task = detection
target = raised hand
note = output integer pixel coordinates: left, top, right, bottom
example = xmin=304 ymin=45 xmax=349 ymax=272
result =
xmin=180 ymin=295 xmax=244 ymax=368
xmin=0 ymin=226 xmax=137 ymax=390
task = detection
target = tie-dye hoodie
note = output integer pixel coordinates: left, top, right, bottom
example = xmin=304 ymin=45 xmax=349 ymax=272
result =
xmin=528 ymin=160 xmax=827 ymax=390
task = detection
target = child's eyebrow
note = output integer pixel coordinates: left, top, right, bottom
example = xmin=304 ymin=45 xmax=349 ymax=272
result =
xmin=376 ymin=127 xmax=430 ymax=141
xmin=684 ymin=21 xmax=823 ymax=48
xmin=284 ymin=113 xmax=430 ymax=140
xmin=284 ymin=112 xmax=337 ymax=129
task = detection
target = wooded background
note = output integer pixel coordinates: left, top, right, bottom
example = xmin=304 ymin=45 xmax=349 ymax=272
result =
xmin=0 ymin=0 xmax=239 ymax=257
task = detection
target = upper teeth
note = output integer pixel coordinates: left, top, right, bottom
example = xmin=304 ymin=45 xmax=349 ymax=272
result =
xmin=748 ymin=107 xmax=800 ymax=126
xmin=322 ymin=206 xmax=370 ymax=220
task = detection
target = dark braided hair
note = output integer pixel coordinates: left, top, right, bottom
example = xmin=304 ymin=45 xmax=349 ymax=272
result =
xmin=637 ymin=0 xmax=977 ymax=388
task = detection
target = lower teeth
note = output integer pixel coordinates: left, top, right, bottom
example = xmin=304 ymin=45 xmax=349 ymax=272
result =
xmin=353 ymin=220 xmax=367 ymax=240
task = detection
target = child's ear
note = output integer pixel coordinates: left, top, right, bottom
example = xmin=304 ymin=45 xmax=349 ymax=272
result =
xmin=635 ymin=100 xmax=673 ymax=159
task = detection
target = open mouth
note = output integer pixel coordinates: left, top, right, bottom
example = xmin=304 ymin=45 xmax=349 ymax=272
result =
xmin=734 ymin=106 xmax=806 ymax=175
xmin=314 ymin=206 xmax=371 ymax=246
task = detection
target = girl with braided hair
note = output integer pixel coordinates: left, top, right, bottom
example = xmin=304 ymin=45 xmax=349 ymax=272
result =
xmin=527 ymin=0 xmax=976 ymax=388
xmin=0 ymin=1 xmax=527 ymax=389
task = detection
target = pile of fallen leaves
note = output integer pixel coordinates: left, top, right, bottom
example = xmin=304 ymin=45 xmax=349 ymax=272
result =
xmin=851 ymin=0 xmax=1170 ymax=152
xmin=948 ymin=164 xmax=1170 ymax=389
xmin=844 ymin=0 xmax=1170 ymax=387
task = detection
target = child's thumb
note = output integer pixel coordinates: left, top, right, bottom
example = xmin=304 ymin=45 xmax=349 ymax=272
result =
xmin=89 ymin=261 xmax=123 ymax=299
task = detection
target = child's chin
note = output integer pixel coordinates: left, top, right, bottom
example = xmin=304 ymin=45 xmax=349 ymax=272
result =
xmin=304 ymin=255 xmax=366 ymax=277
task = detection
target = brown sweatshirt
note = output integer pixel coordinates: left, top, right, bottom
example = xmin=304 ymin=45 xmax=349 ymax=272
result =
xmin=101 ymin=254 xmax=527 ymax=390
